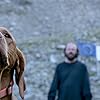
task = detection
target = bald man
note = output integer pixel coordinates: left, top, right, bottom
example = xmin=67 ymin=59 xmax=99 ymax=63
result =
xmin=48 ymin=42 xmax=92 ymax=100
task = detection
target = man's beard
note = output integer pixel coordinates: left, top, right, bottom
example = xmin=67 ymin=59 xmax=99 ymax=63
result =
xmin=65 ymin=52 xmax=78 ymax=61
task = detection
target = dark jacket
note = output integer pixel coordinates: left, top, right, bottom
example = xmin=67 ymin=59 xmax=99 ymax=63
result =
xmin=48 ymin=61 xmax=92 ymax=100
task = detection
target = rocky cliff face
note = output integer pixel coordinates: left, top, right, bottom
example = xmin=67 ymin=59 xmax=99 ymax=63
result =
xmin=1 ymin=0 xmax=100 ymax=41
xmin=0 ymin=0 xmax=100 ymax=100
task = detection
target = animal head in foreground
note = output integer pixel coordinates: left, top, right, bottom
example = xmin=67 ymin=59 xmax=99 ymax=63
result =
xmin=0 ymin=27 xmax=26 ymax=99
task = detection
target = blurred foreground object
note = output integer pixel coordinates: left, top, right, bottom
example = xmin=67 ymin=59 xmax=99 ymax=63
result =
xmin=0 ymin=27 xmax=26 ymax=100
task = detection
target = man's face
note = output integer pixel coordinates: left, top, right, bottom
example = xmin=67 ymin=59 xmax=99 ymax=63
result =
xmin=64 ymin=43 xmax=78 ymax=61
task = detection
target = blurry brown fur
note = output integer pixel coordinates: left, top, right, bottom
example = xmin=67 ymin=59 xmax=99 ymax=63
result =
xmin=0 ymin=27 xmax=26 ymax=100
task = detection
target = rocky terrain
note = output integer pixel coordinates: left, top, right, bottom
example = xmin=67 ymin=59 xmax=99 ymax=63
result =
xmin=0 ymin=0 xmax=100 ymax=100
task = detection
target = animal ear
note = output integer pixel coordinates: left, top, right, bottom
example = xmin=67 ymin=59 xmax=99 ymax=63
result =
xmin=16 ymin=47 xmax=25 ymax=72
xmin=15 ymin=47 xmax=26 ymax=99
